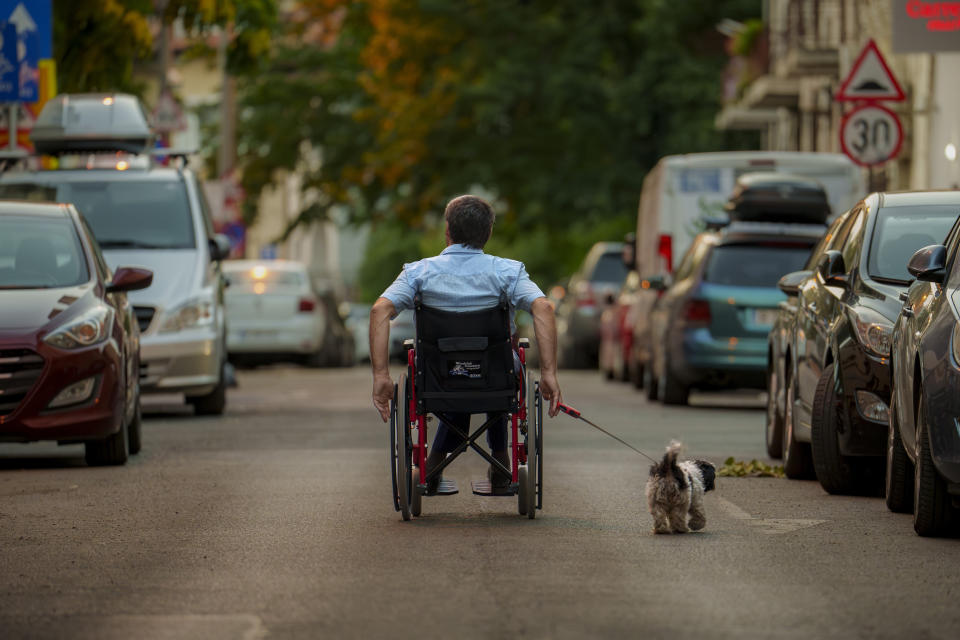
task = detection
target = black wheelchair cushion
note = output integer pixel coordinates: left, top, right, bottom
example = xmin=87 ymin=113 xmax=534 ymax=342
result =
xmin=414 ymin=298 xmax=517 ymax=414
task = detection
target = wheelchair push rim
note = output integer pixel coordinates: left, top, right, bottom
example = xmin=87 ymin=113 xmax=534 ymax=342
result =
xmin=394 ymin=374 xmax=413 ymax=520
xmin=389 ymin=381 xmax=400 ymax=512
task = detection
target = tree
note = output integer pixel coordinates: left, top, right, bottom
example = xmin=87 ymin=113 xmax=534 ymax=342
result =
xmin=238 ymin=0 xmax=761 ymax=294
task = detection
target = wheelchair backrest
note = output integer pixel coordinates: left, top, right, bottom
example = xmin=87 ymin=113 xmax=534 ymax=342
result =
xmin=413 ymin=296 xmax=517 ymax=414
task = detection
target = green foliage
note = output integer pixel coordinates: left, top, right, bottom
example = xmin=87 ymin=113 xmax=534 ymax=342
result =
xmin=53 ymin=0 xmax=153 ymax=95
xmin=732 ymin=18 xmax=765 ymax=57
xmin=718 ymin=457 xmax=785 ymax=478
xmin=237 ymin=0 xmax=761 ymax=295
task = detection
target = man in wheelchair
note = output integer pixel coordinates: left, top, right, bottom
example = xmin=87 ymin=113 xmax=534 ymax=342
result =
xmin=370 ymin=195 xmax=562 ymax=496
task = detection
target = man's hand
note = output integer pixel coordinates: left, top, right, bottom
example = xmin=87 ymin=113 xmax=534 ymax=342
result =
xmin=540 ymin=370 xmax=562 ymax=417
xmin=373 ymin=372 xmax=394 ymax=422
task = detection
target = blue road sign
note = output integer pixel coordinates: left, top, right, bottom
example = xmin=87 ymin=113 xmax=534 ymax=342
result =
xmin=0 ymin=22 xmax=17 ymax=101
xmin=0 ymin=1 xmax=50 ymax=101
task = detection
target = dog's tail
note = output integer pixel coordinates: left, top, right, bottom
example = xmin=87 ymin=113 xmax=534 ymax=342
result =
xmin=650 ymin=440 xmax=686 ymax=485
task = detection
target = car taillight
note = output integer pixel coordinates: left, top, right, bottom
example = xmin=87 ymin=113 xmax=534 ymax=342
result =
xmin=576 ymin=283 xmax=595 ymax=308
xmin=658 ymin=234 xmax=673 ymax=273
xmin=298 ymin=298 xmax=316 ymax=312
xmin=682 ymin=300 xmax=711 ymax=325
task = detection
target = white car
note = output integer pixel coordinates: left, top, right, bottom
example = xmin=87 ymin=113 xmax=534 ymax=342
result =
xmin=223 ymin=260 xmax=329 ymax=366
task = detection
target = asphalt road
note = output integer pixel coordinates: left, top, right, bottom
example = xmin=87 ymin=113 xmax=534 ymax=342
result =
xmin=1 ymin=366 xmax=958 ymax=640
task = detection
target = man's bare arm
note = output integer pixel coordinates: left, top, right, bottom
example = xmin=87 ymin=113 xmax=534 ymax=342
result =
xmin=530 ymin=296 xmax=562 ymax=417
xmin=370 ymin=297 xmax=396 ymax=422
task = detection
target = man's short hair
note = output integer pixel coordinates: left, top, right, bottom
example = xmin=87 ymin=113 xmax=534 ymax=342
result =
xmin=444 ymin=195 xmax=494 ymax=249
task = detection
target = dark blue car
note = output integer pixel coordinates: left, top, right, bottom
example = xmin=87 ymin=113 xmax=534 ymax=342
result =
xmin=887 ymin=191 xmax=960 ymax=536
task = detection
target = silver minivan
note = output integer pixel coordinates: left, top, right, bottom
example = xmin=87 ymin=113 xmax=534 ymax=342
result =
xmin=0 ymin=94 xmax=230 ymax=414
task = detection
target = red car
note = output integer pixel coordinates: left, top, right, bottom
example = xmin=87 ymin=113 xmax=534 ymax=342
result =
xmin=0 ymin=201 xmax=152 ymax=465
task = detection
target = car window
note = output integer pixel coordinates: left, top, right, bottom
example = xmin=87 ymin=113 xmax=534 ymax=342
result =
xmin=840 ymin=209 xmax=866 ymax=272
xmin=703 ymin=242 xmax=814 ymax=288
xmin=225 ymin=267 xmax=306 ymax=289
xmin=78 ymin=214 xmax=111 ymax=281
xmin=828 ymin=209 xmax=857 ymax=252
xmin=0 ymin=180 xmax=196 ymax=250
xmin=0 ymin=215 xmax=90 ymax=289
xmin=195 ymin=178 xmax=217 ymax=239
xmin=589 ymin=251 xmax=629 ymax=284
xmin=867 ymin=206 xmax=959 ymax=282
xmin=673 ymin=238 xmax=706 ymax=281
xmin=804 ymin=214 xmax=846 ymax=270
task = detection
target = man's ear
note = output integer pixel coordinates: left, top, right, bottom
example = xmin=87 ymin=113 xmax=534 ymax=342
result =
xmin=445 ymin=226 xmax=452 ymax=246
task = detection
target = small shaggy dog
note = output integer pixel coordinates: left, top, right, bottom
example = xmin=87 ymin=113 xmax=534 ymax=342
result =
xmin=645 ymin=441 xmax=716 ymax=534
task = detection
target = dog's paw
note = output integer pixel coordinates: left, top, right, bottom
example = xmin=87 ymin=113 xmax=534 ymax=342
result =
xmin=688 ymin=517 xmax=706 ymax=531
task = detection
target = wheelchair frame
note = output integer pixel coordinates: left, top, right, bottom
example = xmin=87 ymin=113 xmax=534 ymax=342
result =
xmin=390 ymin=337 xmax=543 ymax=521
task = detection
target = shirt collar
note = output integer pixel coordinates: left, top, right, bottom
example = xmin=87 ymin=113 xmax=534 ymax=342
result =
xmin=441 ymin=243 xmax=484 ymax=255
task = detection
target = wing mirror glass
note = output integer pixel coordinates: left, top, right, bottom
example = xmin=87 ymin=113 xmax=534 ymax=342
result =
xmin=106 ymin=266 xmax=153 ymax=293
xmin=777 ymin=270 xmax=812 ymax=296
xmin=907 ymin=244 xmax=947 ymax=283
xmin=817 ymin=250 xmax=848 ymax=287
xmin=209 ymin=234 xmax=233 ymax=262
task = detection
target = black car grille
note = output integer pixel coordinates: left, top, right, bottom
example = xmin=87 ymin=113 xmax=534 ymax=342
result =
xmin=134 ymin=306 xmax=156 ymax=333
xmin=0 ymin=349 xmax=45 ymax=418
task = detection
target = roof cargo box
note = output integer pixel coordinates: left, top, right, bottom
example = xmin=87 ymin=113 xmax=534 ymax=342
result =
xmin=30 ymin=93 xmax=154 ymax=155
xmin=724 ymin=173 xmax=831 ymax=225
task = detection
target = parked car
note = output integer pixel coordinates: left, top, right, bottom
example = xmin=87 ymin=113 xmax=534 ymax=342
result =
xmin=224 ymin=260 xmax=339 ymax=367
xmin=599 ymin=235 xmax=641 ymax=382
xmin=778 ymin=192 xmax=957 ymax=493
xmin=390 ymin=310 xmax=416 ymax=363
xmin=0 ymin=201 xmax=152 ymax=465
xmin=0 ymin=93 xmax=232 ymax=415
xmin=317 ymin=289 xmax=356 ymax=367
xmin=344 ymin=302 xmax=371 ymax=363
xmin=886 ymin=191 xmax=960 ymax=535
xmin=556 ymin=242 xmax=628 ymax=368
xmin=764 ymin=215 xmax=848 ymax=459
xmin=646 ymin=220 xmax=822 ymax=405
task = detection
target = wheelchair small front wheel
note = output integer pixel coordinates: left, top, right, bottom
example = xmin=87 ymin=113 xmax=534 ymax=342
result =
xmin=412 ymin=467 xmax=422 ymax=517
xmin=517 ymin=466 xmax=528 ymax=516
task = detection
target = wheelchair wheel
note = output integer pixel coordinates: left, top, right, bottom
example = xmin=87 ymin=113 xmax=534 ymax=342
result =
xmin=396 ymin=374 xmax=413 ymax=521
xmin=535 ymin=380 xmax=543 ymax=511
xmin=409 ymin=376 xmax=422 ymax=516
xmin=524 ymin=377 xmax=538 ymax=519
xmin=517 ymin=466 xmax=528 ymax=516
xmin=389 ymin=381 xmax=400 ymax=512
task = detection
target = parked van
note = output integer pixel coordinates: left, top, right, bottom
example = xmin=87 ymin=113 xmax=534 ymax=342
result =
xmin=626 ymin=151 xmax=864 ymax=392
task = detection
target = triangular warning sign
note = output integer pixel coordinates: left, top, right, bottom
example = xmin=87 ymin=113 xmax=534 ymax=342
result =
xmin=836 ymin=39 xmax=905 ymax=102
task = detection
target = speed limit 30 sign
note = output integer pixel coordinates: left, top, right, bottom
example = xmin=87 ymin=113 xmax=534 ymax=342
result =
xmin=840 ymin=104 xmax=903 ymax=167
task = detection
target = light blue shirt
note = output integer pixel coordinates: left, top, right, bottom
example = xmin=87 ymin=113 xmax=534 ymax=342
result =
xmin=380 ymin=244 xmax=545 ymax=329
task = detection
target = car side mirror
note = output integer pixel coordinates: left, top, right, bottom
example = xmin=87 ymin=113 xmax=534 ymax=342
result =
xmin=817 ymin=250 xmax=848 ymax=287
xmin=777 ymin=270 xmax=812 ymax=296
xmin=209 ymin=234 xmax=232 ymax=262
xmin=106 ymin=266 xmax=153 ymax=293
xmin=907 ymin=244 xmax=947 ymax=283
xmin=640 ymin=274 xmax=667 ymax=292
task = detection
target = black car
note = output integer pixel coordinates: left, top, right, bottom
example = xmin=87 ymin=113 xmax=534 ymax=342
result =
xmin=781 ymin=192 xmax=957 ymax=493
xmin=887 ymin=191 xmax=960 ymax=536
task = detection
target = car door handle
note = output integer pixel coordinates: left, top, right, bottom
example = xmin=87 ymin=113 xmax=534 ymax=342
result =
xmin=899 ymin=292 xmax=909 ymax=303
xmin=902 ymin=307 xmax=913 ymax=317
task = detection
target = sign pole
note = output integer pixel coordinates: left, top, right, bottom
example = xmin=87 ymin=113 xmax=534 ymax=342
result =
xmin=7 ymin=103 xmax=15 ymax=151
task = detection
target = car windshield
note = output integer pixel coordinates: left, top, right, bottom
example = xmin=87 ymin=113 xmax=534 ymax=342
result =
xmin=0 ymin=216 xmax=90 ymax=289
xmin=225 ymin=268 xmax=306 ymax=289
xmin=590 ymin=251 xmax=629 ymax=284
xmin=868 ymin=206 xmax=959 ymax=282
xmin=703 ymin=243 xmax=813 ymax=287
xmin=0 ymin=180 xmax=195 ymax=249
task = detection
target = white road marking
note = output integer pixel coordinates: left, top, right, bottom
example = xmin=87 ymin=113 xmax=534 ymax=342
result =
xmin=717 ymin=497 xmax=826 ymax=534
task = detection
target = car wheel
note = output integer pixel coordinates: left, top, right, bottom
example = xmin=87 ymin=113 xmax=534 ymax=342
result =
xmin=782 ymin=374 xmax=814 ymax=479
xmin=913 ymin=398 xmax=955 ymax=536
xmin=810 ymin=363 xmax=864 ymax=495
xmin=659 ymin=367 xmax=689 ymax=406
xmin=885 ymin=393 xmax=913 ymax=513
xmin=189 ymin=361 xmax=227 ymax=416
xmin=643 ymin=365 xmax=659 ymax=401
xmin=85 ymin=417 xmax=129 ymax=467
xmin=765 ymin=360 xmax=784 ymax=459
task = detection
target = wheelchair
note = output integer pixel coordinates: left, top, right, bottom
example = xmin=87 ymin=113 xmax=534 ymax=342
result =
xmin=389 ymin=296 xmax=543 ymax=520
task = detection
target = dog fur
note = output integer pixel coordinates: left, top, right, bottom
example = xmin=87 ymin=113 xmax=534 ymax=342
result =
xmin=645 ymin=441 xmax=716 ymax=534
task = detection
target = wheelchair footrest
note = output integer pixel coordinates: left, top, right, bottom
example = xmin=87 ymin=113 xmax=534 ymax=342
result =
xmin=471 ymin=480 xmax=518 ymax=496
xmin=427 ymin=478 xmax=459 ymax=496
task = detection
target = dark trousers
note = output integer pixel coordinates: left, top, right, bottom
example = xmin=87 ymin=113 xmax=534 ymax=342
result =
xmin=432 ymin=413 xmax=508 ymax=454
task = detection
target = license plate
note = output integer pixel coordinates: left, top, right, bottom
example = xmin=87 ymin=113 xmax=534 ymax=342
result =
xmin=753 ymin=309 xmax=777 ymax=326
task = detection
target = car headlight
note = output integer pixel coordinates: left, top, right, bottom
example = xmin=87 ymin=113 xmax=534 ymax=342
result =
xmin=159 ymin=296 xmax=215 ymax=333
xmin=44 ymin=306 xmax=113 ymax=350
xmin=849 ymin=308 xmax=893 ymax=357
